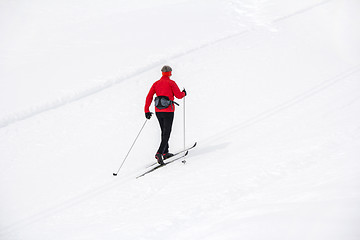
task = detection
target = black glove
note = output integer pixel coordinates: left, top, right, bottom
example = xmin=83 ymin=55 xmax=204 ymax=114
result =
xmin=145 ymin=112 xmax=153 ymax=119
xmin=182 ymin=88 xmax=187 ymax=96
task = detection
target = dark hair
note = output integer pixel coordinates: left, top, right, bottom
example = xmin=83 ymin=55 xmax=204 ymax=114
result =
xmin=161 ymin=65 xmax=172 ymax=72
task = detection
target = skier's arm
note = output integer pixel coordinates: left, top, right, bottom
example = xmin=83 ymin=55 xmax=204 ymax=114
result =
xmin=171 ymin=81 xmax=186 ymax=99
xmin=144 ymin=84 xmax=156 ymax=113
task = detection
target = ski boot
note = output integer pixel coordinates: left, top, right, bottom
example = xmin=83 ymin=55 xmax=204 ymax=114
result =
xmin=163 ymin=152 xmax=174 ymax=160
xmin=155 ymin=153 xmax=165 ymax=165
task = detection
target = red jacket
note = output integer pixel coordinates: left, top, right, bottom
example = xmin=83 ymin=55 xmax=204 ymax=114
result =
xmin=145 ymin=76 xmax=185 ymax=113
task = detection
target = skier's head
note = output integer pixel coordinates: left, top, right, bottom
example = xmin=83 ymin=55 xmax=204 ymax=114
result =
xmin=161 ymin=65 xmax=172 ymax=76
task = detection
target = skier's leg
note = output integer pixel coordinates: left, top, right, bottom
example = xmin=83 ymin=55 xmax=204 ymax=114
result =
xmin=156 ymin=112 xmax=174 ymax=154
xmin=162 ymin=112 xmax=174 ymax=154
xmin=156 ymin=113 xmax=165 ymax=154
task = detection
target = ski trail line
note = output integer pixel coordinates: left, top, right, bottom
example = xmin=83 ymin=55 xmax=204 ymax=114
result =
xmin=203 ymin=63 xmax=360 ymax=144
xmin=0 ymin=175 xmax=133 ymax=237
xmin=0 ymin=0 xmax=334 ymax=129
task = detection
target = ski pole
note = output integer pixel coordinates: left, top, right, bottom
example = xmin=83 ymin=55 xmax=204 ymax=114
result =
xmin=113 ymin=119 xmax=148 ymax=176
xmin=182 ymin=96 xmax=186 ymax=164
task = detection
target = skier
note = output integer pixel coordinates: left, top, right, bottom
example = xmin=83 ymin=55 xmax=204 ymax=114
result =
xmin=144 ymin=65 xmax=187 ymax=165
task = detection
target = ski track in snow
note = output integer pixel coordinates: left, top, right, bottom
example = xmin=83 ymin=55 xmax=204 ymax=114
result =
xmin=273 ymin=0 xmax=333 ymax=23
xmin=0 ymin=0 xmax=334 ymax=129
xmin=0 ymin=176 xmax=131 ymax=237
xmin=202 ymin=63 xmax=360 ymax=144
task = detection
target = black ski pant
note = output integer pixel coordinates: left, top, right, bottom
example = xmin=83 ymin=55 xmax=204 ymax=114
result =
xmin=156 ymin=112 xmax=174 ymax=154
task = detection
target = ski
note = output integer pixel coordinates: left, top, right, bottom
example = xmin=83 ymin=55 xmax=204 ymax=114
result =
xmin=145 ymin=142 xmax=197 ymax=168
xmin=137 ymin=151 xmax=188 ymax=178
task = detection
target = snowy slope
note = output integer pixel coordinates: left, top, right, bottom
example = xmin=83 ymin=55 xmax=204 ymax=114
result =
xmin=1 ymin=0 xmax=360 ymax=239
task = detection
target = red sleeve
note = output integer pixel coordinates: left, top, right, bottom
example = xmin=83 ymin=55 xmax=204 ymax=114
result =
xmin=171 ymin=80 xmax=185 ymax=99
xmin=144 ymin=83 xmax=156 ymax=113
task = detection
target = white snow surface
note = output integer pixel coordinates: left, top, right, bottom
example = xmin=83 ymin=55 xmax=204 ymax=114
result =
xmin=1 ymin=0 xmax=360 ymax=239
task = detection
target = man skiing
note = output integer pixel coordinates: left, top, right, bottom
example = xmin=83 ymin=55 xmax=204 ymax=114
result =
xmin=144 ymin=65 xmax=186 ymax=165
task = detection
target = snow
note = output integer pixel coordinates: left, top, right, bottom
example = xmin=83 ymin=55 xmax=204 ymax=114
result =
xmin=1 ymin=0 xmax=360 ymax=239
